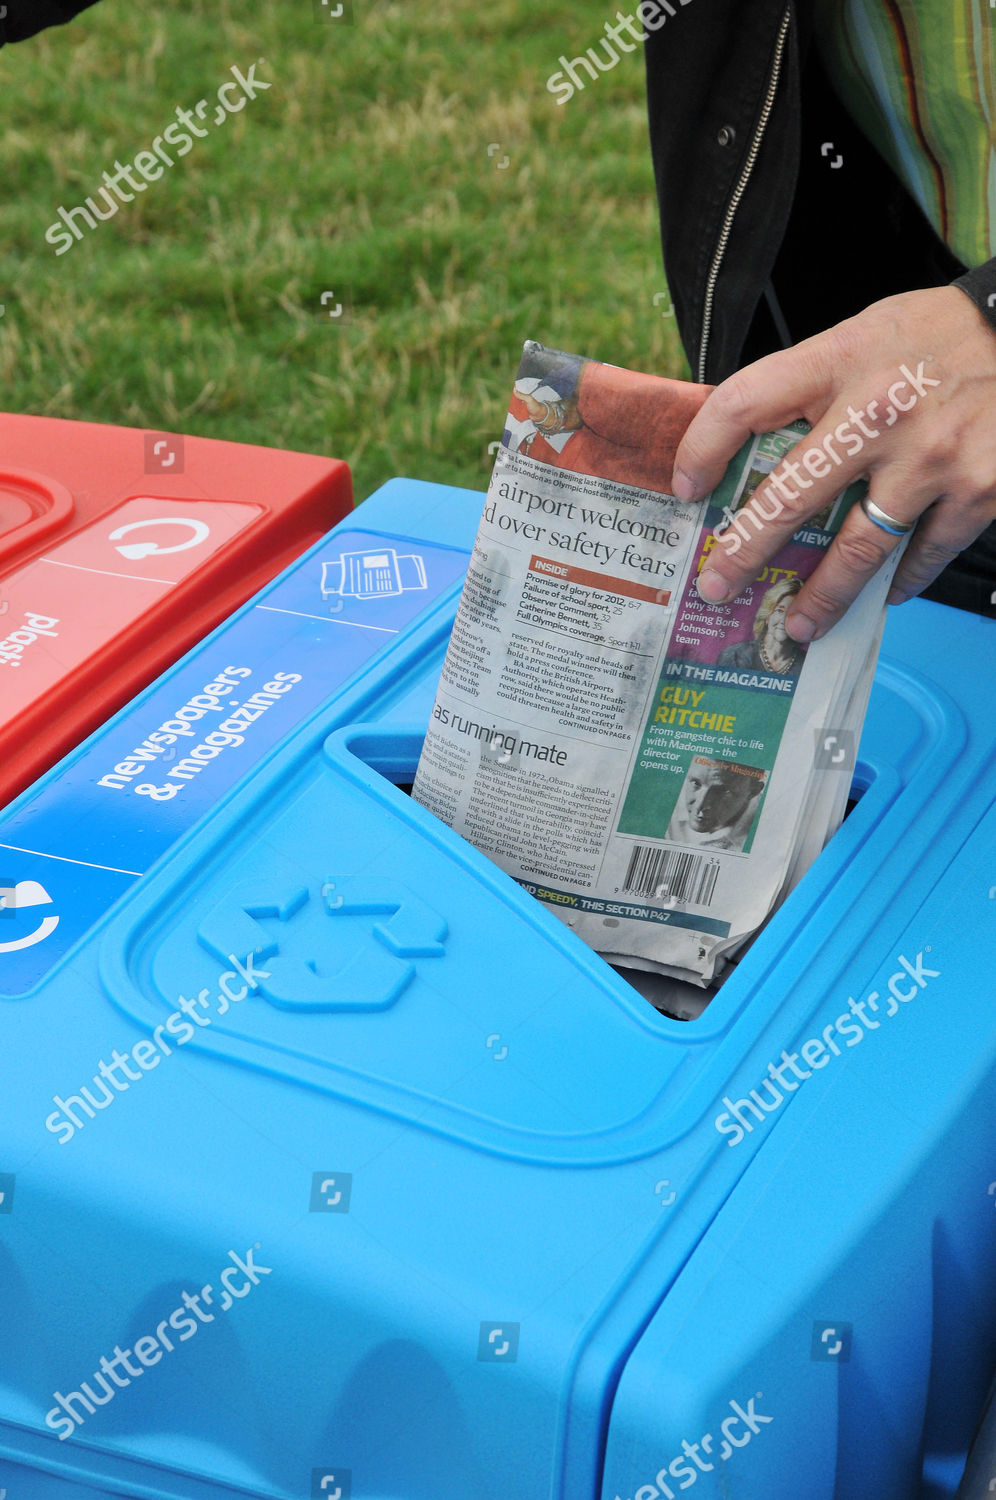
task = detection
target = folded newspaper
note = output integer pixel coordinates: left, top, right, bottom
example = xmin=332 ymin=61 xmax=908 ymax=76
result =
xmin=411 ymin=341 xmax=904 ymax=1010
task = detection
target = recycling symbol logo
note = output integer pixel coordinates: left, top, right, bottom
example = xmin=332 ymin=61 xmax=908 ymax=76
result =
xmin=197 ymin=878 xmax=447 ymax=1013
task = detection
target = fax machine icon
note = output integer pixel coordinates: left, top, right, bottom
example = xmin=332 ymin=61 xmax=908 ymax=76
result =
xmin=322 ymin=547 xmax=427 ymax=601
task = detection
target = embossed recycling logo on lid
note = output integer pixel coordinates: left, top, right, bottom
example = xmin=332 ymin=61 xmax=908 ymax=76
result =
xmin=97 ymin=857 xmax=683 ymax=1161
xmin=196 ymin=878 xmax=448 ymax=1013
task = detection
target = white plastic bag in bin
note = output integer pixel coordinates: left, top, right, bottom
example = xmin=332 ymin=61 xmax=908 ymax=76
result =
xmin=322 ymin=547 xmax=427 ymax=600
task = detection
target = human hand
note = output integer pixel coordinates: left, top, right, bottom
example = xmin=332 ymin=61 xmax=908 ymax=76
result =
xmin=670 ymin=286 xmax=996 ymax=640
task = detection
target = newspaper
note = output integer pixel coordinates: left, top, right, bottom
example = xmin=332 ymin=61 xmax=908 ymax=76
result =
xmin=412 ymin=341 xmax=903 ymax=995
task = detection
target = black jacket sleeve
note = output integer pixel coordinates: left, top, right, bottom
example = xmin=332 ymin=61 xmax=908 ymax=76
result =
xmin=0 ymin=1 xmax=102 ymax=45
xmin=951 ymin=258 xmax=996 ymax=338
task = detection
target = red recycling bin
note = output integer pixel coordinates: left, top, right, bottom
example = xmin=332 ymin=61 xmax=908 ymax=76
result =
xmin=0 ymin=413 xmax=351 ymax=809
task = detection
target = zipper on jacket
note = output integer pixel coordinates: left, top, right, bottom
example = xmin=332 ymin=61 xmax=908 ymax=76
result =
xmin=697 ymin=5 xmax=791 ymax=383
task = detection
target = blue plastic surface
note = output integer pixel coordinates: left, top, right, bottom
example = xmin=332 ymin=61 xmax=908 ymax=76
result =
xmin=0 ymin=477 xmax=994 ymax=1500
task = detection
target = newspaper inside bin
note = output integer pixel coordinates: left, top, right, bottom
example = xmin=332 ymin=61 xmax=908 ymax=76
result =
xmin=413 ymin=341 xmax=903 ymax=996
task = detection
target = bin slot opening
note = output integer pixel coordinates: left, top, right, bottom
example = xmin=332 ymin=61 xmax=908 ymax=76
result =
xmin=387 ymin=778 xmax=866 ymax=810
xmin=348 ymin=739 xmax=871 ymax=1023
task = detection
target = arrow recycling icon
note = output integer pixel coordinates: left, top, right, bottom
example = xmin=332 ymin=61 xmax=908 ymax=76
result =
xmin=197 ymin=879 xmax=447 ymax=1012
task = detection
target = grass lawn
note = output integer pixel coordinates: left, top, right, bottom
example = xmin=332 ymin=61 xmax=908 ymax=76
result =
xmin=0 ymin=0 xmax=686 ymax=505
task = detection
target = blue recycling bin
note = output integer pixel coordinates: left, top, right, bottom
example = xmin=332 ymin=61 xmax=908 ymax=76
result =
xmin=0 ymin=478 xmax=994 ymax=1500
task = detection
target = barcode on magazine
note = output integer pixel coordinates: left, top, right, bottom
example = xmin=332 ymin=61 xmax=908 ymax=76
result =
xmin=622 ymin=845 xmax=721 ymax=906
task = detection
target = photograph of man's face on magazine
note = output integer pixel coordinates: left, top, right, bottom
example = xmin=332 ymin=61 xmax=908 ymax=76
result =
xmin=664 ymin=756 xmax=768 ymax=854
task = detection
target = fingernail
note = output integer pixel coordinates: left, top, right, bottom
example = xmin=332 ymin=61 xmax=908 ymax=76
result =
xmin=697 ymin=568 xmax=732 ymax=604
xmin=786 ymin=612 xmax=817 ymax=643
xmin=886 ymin=586 xmax=909 ymax=606
xmin=672 ymin=467 xmax=698 ymax=502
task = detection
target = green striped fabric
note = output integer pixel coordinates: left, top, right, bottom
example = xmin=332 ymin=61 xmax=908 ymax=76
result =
xmin=811 ymin=0 xmax=996 ymax=268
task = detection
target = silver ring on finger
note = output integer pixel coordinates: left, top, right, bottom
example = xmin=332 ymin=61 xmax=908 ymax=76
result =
xmin=859 ymin=495 xmax=915 ymax=536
